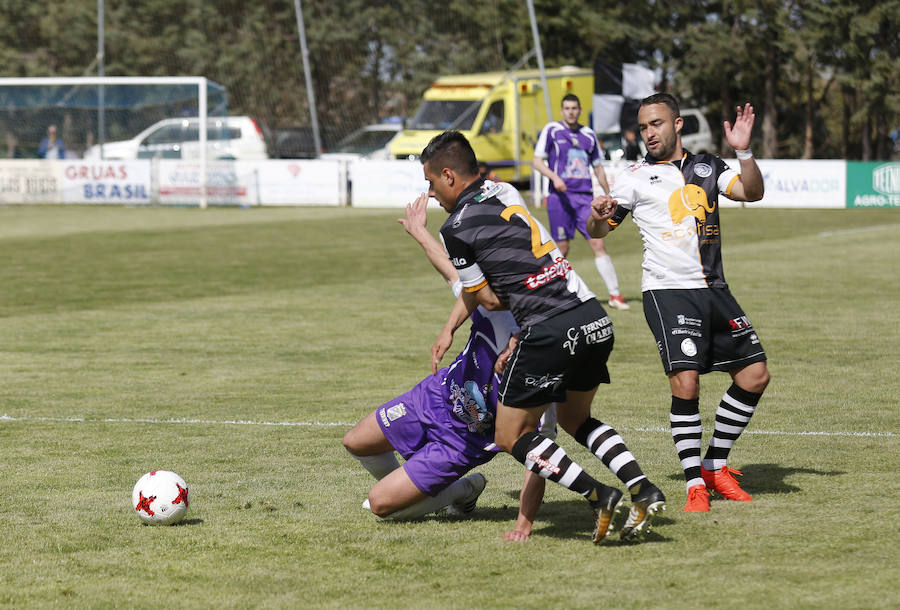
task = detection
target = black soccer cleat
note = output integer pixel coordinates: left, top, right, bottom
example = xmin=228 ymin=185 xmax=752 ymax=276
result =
xmin=620 ymin=481 xmax=666 ymax=541
xmin=588 ymin=484 xmax=624 ymax=544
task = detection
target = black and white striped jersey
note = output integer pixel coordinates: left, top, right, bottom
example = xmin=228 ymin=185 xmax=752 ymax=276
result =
xmin=609 ymin=152 xmax=741 ymax=291
xmin=440 ymin=179 xmax=595 ymax=328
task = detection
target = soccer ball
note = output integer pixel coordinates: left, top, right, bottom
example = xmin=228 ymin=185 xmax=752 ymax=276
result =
xmin=132 ymin=470 xmax=190 ymax=525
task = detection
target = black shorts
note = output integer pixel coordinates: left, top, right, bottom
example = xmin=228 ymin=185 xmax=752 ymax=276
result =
xmin=643 ymin=288 xmax=767 ymax=374
xmin=499 ymin=299 xmax=613 ymax=408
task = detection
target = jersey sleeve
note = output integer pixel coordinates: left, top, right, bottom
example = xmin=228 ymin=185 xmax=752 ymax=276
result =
xmin=715 ymin=157 xmax=741 ymax=197
xmin=608 ymin=170 xmax=637 ymax=228
xmin=440 ymin=227 xmax=488 ymax=292
xmin=587 ymin=131 xmax=603 ymax=167
xmin=533 ymin=123 xmax=552 ymax=159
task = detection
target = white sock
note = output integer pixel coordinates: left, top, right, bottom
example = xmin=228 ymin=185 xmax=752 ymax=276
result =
xmin=349 ymin=451 xmax=400 ymax=480
xmin=594 ymin=254 xmax=620 ymax=296
xmin=383 ymin=476 xmax=474 ymax=520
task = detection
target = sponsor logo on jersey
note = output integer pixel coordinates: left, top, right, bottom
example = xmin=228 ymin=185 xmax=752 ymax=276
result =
xmin=525 ymin=257 xmax=572 ymax=289
xmin=694 ymin=163 xmax=713 ymax=178
xmin=668 ymin=184 xmax=716 ymax=224
xmin=680 ymin=338 xmax=698 ymax=357
xmin=451 ymin=201 xmax=470 ymax=228
xmin=661 ymin=221 xmax=720 ymax=242
xmin=563 ymin=327 xmax=579 ymax=355
xmin=475 ymin=182 xmax=503 ymax=202
xmin=580 ymin=316 xmax=613 ymax=344
xmin=677 ymin=314 xmax=702 ymax=327
xmin=451 ymin=257 xmax=467 ymax=266
xmin=524 ymin=372 xmax=564 ymax=390
xmin=386 ymin=404 xmax=406 ymax=422
xmin=729 ymin=316 xmax=751 ymax=330
xmin=449 ymin=379 xmax=493 ymax=434
xmin=649 ymin=175 xmax=662 ymax=184
xmin=526 ymin=451 xmax=561 ymax=475
xmin=672 ymin=327 xmax=702 ymax=337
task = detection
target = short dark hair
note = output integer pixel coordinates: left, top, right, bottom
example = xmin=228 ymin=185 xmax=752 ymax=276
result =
xmin=420 ymin=130 xmax=479 ymax=177
xmin=561 ymin=93 xmax=580 ymax=107
xmin=640 ymin=93 xmax=680 ymax=118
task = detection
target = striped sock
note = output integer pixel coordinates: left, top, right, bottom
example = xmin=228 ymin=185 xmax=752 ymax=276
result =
xmin=511 ymin=431 xmax=602 ymax=499
xmin=670 ymin=396 xmax=703 ymax=492
xmin=702 ymin=383 xmax=761 ymax=471
xmin=574 ymin=417 xmax=647 ymax=490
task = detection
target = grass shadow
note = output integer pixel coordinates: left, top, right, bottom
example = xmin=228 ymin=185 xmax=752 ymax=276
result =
xmin=665 ymin=463 xmax=846 ymax=495
xmin=440 ymin=498 xmax=674 ymax=544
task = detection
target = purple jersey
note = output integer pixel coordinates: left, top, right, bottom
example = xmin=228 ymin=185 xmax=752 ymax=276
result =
xmin=534 ymin=121 xmax=602 ymax=193
xmin=376 ymin=308 xmax=518 ymax=495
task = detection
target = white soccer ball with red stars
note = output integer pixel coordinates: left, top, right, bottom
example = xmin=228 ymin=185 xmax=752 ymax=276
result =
xmin=132 ymin=470 xmax=190 ymax=525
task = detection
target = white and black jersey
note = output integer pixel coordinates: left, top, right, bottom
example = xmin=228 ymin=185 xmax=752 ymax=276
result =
xmin=609 ymin=152 xmax=740 ymax=291
xmin=440 ymin=179 xmax=595 ymax=328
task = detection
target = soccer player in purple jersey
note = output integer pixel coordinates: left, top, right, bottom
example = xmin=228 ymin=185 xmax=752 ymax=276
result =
xmin=343 ymin=195 xmax=553 ymax=538
xmin=588 ymin=94 xmax=769 ymax=513
xmin=533 ymin=93 xmax=629 ymax=311
xmin=424 ymin=131 xmax=665 ymax=543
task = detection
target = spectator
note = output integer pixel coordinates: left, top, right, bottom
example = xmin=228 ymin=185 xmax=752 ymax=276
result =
xmin=38 ymin=124 xmax=66 ymax=160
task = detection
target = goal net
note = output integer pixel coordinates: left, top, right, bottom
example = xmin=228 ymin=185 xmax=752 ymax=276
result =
xmin=0 ymin=76 xmax=225 ymax=161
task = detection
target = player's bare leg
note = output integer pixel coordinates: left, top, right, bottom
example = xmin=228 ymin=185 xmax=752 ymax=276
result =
xmin=343 ymin=410 xmax=400 ymax=480
xmin=496 ymin=402 xmax=623 ymax=543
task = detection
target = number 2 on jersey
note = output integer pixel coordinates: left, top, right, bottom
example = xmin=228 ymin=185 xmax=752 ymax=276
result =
xmin=500 ymin=205 xmax=555 ymax=259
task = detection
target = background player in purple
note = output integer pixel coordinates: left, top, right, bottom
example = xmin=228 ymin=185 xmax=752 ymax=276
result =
xmin=533 ymin=93 xmax=629 ymax=311
xmin=343 ymin=195 xmax=554 ymax=538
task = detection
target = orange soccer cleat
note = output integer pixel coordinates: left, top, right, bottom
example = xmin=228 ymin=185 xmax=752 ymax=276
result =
xmin=701 ymin=465 xmax=752 ymax=501
xmin=684 ymin=484 xmax=710 ymax=512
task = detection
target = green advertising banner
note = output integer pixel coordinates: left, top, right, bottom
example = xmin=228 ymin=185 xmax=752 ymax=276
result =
xmin=847 ymin=161 xmax=900 ymax=208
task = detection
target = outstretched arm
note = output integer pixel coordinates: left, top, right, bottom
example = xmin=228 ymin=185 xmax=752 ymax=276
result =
xmin=723 ymin=103 xmax=764 ymax=202
xmin=504 ymin=471 xmax=546 ymax=542
xmin=399 ymin=193 xmax=459 ymax=286
xmin=586 ymin=194 xmax=617 ymax=238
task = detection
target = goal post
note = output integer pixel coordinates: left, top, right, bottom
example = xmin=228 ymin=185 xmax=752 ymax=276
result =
xmin=0 ymin=76 xmax=221 ymax=207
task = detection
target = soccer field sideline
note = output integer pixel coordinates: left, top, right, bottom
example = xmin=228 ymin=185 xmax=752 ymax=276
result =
xmin=2 ymin=414 xmax=896 ymax=437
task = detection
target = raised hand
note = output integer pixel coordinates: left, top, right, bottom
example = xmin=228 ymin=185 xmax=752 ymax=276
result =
xmin=398 ymin=192 xmax=429 ymax=235
xmin=723 ymin=103 xmax=755 ymax=152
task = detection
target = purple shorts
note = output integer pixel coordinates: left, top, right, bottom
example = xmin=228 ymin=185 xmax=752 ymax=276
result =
xmin=376 ymin=375 xmax=494 ymax=497
xmin=546 ymin=190 xmax=593 ymax=243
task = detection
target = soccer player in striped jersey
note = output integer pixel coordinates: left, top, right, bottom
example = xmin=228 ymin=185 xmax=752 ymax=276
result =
xmin=424 ymin=131 xmax=665 ymax=543
xmin=588 ymin=93 xmax=770 ymax=512
xmin=343 ymin=194 xmax=555 ymax=540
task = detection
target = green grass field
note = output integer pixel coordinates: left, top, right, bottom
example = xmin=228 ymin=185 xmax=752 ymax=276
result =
xmin=0 ymin=203 xmax=898 ymax=608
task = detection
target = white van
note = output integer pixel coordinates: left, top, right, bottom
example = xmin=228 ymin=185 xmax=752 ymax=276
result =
xmin=679 ymin=108 xmax=715 ymax=154
xmin=83 ymin=116 xmax=270 ymax=161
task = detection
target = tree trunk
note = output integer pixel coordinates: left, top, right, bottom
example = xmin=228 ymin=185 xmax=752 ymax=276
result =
xmin=841 ymin=85 xmax=851 ymax=159
xmin=762 ymin=46 xmax=778 ymax=158
xmin=862 ymin=115 xmax=872 ymax=161
xmin=719 ymin=84 xmax=732 ymax=156
xmin=803 ymin=56 xmax=814 ymax=159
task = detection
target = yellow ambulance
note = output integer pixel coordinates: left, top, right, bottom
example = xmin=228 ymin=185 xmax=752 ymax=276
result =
xmin=389 ymin=66 xmax=593 ymax=183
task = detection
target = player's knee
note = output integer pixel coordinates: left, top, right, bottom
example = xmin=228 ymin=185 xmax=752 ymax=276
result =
xmin=342 ymin=428 xmax=361 ymax=455
xmin=366 ymin=492 xmax=394 ymax=518
xmin=747 ymin=365 xmax=770 ymax=394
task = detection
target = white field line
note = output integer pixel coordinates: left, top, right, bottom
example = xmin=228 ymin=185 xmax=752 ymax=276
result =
xmin=1 ymin=415 xmax=895 ymax=438
xmin=818 ymin=224 xmax=900 ymax=237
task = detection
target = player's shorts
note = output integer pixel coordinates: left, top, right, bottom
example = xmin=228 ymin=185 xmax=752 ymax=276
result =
xmin=375 ymin=375 xmax=493 ymax=497
xmin=499 ymin=298 xmax=613 ymax=408
xmin=643 ymin=288 xmax=767 ymax=374
xmin=546 ymin=190 xmax=594 ymax=243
